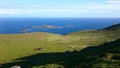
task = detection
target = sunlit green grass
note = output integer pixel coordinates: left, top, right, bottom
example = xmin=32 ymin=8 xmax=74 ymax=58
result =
xmin=0 ymin=24 xmax=120 ymax=68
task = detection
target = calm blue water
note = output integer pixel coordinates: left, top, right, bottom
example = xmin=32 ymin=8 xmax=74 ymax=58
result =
xmin=0 ymin=17 xmax=120 ymax=34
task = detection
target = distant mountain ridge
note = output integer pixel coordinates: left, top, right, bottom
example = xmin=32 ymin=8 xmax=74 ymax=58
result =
xmin=103 ymin=23 xmax=120 ymax=30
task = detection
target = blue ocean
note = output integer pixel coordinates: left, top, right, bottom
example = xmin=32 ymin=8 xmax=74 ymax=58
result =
xmin=0 ymin=17 xmax=120 ymax=34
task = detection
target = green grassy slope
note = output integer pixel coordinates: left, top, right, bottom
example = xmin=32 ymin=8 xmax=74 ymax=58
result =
xmin=1 ymin=38 xmax=120 ymax=68
xmin=73 ymin=39 xmax=120 ymax=68
xmin=0 ymin=23 xmax=120 ymax=68
xmin=67 ymin=23 xmax=120 ymax=45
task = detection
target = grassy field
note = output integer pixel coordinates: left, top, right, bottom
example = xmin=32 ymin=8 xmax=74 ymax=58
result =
xmin=0 ymin=23 xmax=120 ymax=68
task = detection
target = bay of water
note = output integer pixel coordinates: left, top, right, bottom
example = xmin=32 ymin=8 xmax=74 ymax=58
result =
xmin=0 ymin=17 xmax=120 ymax=34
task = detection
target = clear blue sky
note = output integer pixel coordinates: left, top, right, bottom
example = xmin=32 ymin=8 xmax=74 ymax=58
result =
xmin=0 ymin=0 xmax=120 ymax=17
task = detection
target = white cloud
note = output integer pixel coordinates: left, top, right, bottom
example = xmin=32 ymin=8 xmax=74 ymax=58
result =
xmin=0 ymin=8 xmax=90 ymax=15
xmin=0 ymin=9 xmax=22 ymax=14
xmin=0 ymin=1 xmax=120 ymax=16
xmin=72 ymin=1 xmax=120 ymax=11
xmin=107 ymin=0 xmax=120 ymax=4
xmin=88 ymin=4 xmax=120 ymax=10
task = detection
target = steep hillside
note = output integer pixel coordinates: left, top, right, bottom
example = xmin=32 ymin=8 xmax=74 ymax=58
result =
xmin=1 ymin=39 xmax=120 ymax=68
xmin=68 ymin=23 xmax=120 ymax=44
xmin=75 ymin=38 xmax=120 ymax=68
xmin=103 ymin=23 xmax=120 ymax=31
xmin=0 ymin=23 xmax=120 ymax=68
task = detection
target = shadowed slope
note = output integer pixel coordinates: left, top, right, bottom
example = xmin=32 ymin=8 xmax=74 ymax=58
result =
xmin=1 ymin=39 xmax=120 ymax=68
xmin=0 ymin=23 xmax=120 ymax=68
xmin=103 ymin=23 xmax=120 ymax=30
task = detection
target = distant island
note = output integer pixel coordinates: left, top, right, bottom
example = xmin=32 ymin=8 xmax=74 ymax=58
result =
xmin=31 ymin=25 xmax=63 ymax=29
xmin=20 ymin=24 xmax=74 ymax=33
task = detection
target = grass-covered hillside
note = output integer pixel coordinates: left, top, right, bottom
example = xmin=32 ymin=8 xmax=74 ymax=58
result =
xmin=68 ymin=23 xmax=120 ymax=45
xmin=103 ymin=23 xmax=120 ymax=31
xmin=1 ymin=37 xmax=120 ymax=68
xmin=74 ymin=38 xmax=120 ymax=68
xmin=0 ymin=23 xmax=120 ymax=68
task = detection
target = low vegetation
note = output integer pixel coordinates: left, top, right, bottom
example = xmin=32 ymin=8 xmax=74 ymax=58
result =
xmin=0 ymin=23 xmax=120 ymax=68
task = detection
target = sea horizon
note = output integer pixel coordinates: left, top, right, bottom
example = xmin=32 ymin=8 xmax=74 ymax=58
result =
xmin=0 ymin=17 xmax=120 ymax=34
